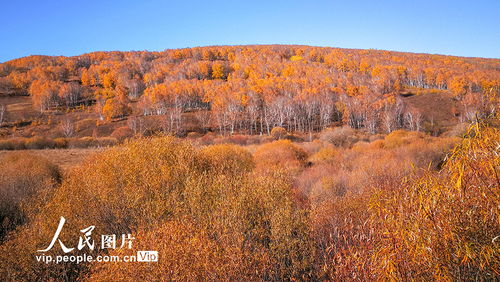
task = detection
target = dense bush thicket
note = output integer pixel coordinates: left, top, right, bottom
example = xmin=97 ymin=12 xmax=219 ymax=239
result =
xmin=367 ymin=125 xmax=499 ymax=279
xmin=0 ymin=153 xmax=60 ymax=240
xmin=308 ymin=124 xmax=498 ymax=280
xmin=0 ymin=122 xmax=497 ymax=280
xmin=0 ymin=137 xmax=312 ymax=280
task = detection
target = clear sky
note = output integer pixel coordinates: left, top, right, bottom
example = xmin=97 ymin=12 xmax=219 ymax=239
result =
xmin=1 ymin=0 xmax=499 ymax=62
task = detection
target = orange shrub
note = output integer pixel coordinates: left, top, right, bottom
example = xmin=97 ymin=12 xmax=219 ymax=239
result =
xmin=94 ymin=137 xmax=119 ymax=147
xmin=253 ymin=140 xmax=308 ymax=174
xmin=0 ymin=137 xmax=199 ymax=280
xmin=381 ymin=129 xmax=427 ymax=148
xmin=0 ymin=136 xmax=314 ymax=280
xmin=300 ymin=139 xmax=323 ymax=155
xmin=90 ymin=220 xmax=269 ymax=281
xmin=369 ymin=124 xmax=499 ymax=280
xmin=0 ymin=152 xmax=60 ymax=240
xmin=53 ymin=137 xmax=68 ymax=148
xmin=75 ymin=118 xmax=99 ymax=132
xmin=199 ymin=144 xmax=254 ymax=176
xmin=311 ymin=190 xmax=374 ymax=280
xmin=311 ymin=123 xmax=498 ymax=280
xmin=443 ymin=122 xmax=469 ymax=137
xmin=270 ymin=126 xmax=287 ymax=140
xmin=308 ymin=145 xmax=338 ymax=164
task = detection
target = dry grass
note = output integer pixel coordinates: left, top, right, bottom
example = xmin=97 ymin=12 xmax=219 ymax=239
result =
xmin=402 ymin=90 xmax=459 ymax=130
xmin=0 ymin=148 xmax=102 ymax=172
xmin=0 ymin=96 xmax=39 ymax=122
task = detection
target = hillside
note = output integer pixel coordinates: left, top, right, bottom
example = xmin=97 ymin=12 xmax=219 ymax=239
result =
xmin=0 ymin=45 xmax=498 ymax=144
xmin=0 ymin=45 xmax=498 ymax=281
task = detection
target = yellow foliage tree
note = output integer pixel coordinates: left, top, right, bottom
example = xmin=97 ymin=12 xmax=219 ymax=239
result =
xmin=211 ymin=62 xmax=226 ymax=80
xmin=102 ymin=98 xmax=131 ymax=121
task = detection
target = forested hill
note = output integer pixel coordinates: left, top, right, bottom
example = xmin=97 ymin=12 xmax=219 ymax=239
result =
xmin=0 ymin=45 xmax=498 ymax=137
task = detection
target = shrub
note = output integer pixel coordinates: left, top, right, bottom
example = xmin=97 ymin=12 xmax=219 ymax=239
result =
xmin=295 ymin=163 xmax=333 ymax=197
xmin=110 ymin=126 xmax=134 ymax=142
xmin=270 ymin=126 xmax=287 ymax=140
xmin=0 ymin=137 xmax=199 ymax=280
xmin=320 ymin=126 xmax=366 ymax=148
xmin=311 ymin=191 xmax=373 ymax=280
xmin=245 ymin=135 xmax=263 ymax=145
xmin=91 ymin=172 xmax=314 ymax=280
xmin=67 ymin=137 xmax=118 ymax=148
xmin=24 ymin=136 xmax=56 ymax=149
xmin=180 ymin=170 xmax=315 ymax=280
xmin=199 ymin=144 xmax=254 ymax=176
xmin=0 ymin=152 xmax=60 ymax=240
xmin=443 ymin=122 xmax=469 ymax=137
xmin=0 ymin=139 xmax=13 ymax=150
xmin=320 ymin=176 xmax=347 ymax=197
xmin=382 ymin=129 xmax=425 ymax=148
xmin=95 ymin=137 xmax=118 ymax=147
xmin=300 ymin=140 xmax=323 ymax=155
xmin=308 ymin=145 xmax=338 ymax=163
xmin=284 ymin=133 xmax=304 ymax=142
xmin=67 ymin=137 xmax=93 ymax=148
xmin=0 ymin=136 xmax=314 ymax=280
xmin=214 ymin=134 xmax=250 ymax=145
xmin=368 ymin=133 xmax=385 ymax=142
xmin=312 ymin=123 xmax=498 ymax=280
xmin=53 ymin=137 xmax=68 ymax=148
xmin=368 ymin=124 xmax=499 ymax=280
xmin=0 ymin=138 xmax=25 ymax=150
xmin=199 ymin=132 xmax=217 ymax=145
xmin=228 ymin=134 xmax=251 ymax=145
xmin=75 ymin=118 xmax=98 ymax=132
xmin=90 ymin=220 xmax=265 ymax=281
xmin=253 ymin=140 xmax=308 ymax=174
xmin=186 ymin=131 xmax=203 ymax=139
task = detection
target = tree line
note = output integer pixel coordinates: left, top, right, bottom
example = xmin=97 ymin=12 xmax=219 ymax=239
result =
xmin=0 ymin=45 xmax=498 ymax=134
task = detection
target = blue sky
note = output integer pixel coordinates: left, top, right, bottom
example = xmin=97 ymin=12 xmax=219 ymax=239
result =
xmin=1 ymin=0 xmax=499 ymax=62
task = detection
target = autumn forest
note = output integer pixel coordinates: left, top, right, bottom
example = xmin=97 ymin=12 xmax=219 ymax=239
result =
xmin=0 ymin=45 xmax=498 ymax=281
